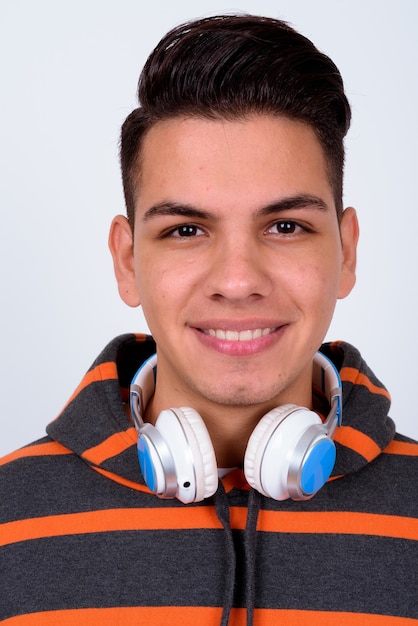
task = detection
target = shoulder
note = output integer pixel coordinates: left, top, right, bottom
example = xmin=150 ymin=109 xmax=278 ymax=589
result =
xmin=0 ymin=437 xmax=80 ymax=523
xmin=383 ymin=431 xmax=418 ymax=454
xmin=330 ymin=432 xmax=418 ymax=519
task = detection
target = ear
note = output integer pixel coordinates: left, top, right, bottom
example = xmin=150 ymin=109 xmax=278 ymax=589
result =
xmin=338 ymin=207 xmax=359 ymax=299
xmin=108 ymin=215 xmax=141 ymax=307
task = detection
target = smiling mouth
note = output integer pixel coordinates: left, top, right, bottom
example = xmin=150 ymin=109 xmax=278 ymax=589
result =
xmin=202 ymin=328 xmax=275 ymax=341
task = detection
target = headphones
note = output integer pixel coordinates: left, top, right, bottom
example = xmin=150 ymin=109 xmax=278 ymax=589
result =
xmin=130 ymin=352 xmax=342 ymax=504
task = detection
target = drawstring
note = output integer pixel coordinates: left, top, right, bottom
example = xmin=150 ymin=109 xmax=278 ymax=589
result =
xmin=244 ymin=488 xmax=261 ymax=626
xmin=215 ymin=481 xmax=236 ymax=626
xmin=214 ymin=483 xmax=262 ymax=626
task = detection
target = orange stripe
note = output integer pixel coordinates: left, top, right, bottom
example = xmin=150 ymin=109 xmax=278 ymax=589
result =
xmin=0 ymin=441 xmax=72 ymax=467
xmin=1 ymin=607 xmax=415 ymax=625
xmin=133 ymin=332 xmax=148 ymax=343
xmin=91 ymin=465 xmax=152 ymax=492
xmin=265 ymin=610 xmax=418 ymax=625
xmin=2 ymin=507 xmax=416 ymax=548
xmin=340 ymin=366 xmax=391 ymax=400
xmin=0 ymin=607 xmax=224 ymax=626
xmin=384 ymin=439 xmax=418 ymax=456
xmin=257 ymin=510 xmax=418 ymax=540
xmin=230 ymin=505 xmax=248 ymax=530
xmin=0 ymin=507 xmax=223 ymax=547
xmin=82 ymin=427 xmax=137 ymax=465
xmin=221 ymin=468 xmax=249 ymax=493
xmin=333 ymin=425 xmax=381 ymax=461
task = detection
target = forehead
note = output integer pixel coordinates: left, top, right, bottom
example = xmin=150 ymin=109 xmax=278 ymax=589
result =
xmin=135 ymin=114 xmax=334 ymax=212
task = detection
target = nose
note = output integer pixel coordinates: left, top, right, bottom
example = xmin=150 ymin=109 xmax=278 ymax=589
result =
xmin=204 ymin=236 xmax=272 ymax=302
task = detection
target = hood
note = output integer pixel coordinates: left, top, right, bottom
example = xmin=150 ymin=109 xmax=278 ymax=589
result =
xmin=46 ymin=334 xmax=396 ymax=490
xmin=321 ymin=340 xmax=395 ymax=476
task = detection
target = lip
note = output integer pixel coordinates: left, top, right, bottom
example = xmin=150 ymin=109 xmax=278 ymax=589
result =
xmin=191 ymin=321 xmax=287 ymax=357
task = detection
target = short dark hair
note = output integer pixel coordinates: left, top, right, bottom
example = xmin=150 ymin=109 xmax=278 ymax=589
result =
xmin=120 ymin=14 xmax=351 ymax=227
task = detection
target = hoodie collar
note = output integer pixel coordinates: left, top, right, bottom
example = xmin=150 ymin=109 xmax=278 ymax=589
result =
xmin=47 ymin=334 xmax=396 ymax=487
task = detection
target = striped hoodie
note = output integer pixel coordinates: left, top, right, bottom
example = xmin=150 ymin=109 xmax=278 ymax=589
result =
xmin=1 ymin=333 xmax=417 ymax=625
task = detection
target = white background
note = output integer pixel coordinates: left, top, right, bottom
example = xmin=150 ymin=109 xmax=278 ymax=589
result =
xmin=1 ymin=0 xmax=417 ymax=456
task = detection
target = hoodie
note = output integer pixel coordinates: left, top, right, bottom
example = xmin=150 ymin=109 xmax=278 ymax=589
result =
xmin=0 ymin=333 xmax=417 ymax=625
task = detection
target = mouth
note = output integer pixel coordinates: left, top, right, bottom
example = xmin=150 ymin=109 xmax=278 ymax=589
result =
xmin=202 ymin=327 xmax=276 ymax=342
xmin=194 ymin=323 xmax=285 ymax=356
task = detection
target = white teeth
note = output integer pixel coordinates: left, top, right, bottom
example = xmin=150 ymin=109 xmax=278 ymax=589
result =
xmin=206 ymin=328 xmax=273 ymax=341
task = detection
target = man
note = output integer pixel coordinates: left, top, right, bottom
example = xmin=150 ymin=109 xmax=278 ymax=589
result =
xmin=1 ymin=14 xmax=417 ymax=625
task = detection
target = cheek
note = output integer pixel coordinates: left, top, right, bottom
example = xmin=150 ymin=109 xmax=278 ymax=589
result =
xmin=284 ymin=257 xmax=328 ymax=291
xmin=136 ymin=265 xmax=170 ymax=308
xmin=135 ymin=256 xmax=200 ymax=321
xmin=290 ymin=254 xmax=342 ymax=311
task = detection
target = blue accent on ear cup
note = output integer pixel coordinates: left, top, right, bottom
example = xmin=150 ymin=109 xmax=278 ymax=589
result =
xmin=137 ymin=436 xmax=157 ymax=492
xmin=300 ymin=439 xmax=336 ymax=495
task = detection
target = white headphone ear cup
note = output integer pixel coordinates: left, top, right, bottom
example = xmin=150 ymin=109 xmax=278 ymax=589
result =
xmin=178 ymin=407 xmax=218 ymax=501
xmin=244 ymin=404 xmax=298 ymax=497
xmin=244 ymin=404 xmax=323 ymax=500
xmin=156 ymin=407 xmax=218 ymax=503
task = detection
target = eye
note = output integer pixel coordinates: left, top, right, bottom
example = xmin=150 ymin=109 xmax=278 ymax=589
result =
xmin=169 ymin=224 xmax=205 ymax=238
xmin=267 ymin=220 xmax=303 ymax=235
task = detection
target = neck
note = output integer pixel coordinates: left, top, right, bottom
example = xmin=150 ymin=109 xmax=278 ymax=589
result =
xmin=143 ymin=395 xmax=313 ymax=468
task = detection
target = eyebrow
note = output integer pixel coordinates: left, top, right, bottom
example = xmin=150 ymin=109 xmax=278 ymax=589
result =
xmin=141 ymin=202 xmax=211 ymax=223
xmin=141 ymin=195 xmax=329 ymax=223
xmin=257 ymin=194 xmax=329 ymax=216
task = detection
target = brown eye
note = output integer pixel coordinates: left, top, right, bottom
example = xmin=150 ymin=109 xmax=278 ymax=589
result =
xmin=265 ymin=220 xmax=307 ymax=238
xmin=270 ymin=221 xmax=300 ymax=234
xmin=171 ymin=224 xmax=203 ymax=238
xmin=178 ymin=225 xmax=198 ymax=236
xmin=277 ymin=221 xmax=296 ymax=233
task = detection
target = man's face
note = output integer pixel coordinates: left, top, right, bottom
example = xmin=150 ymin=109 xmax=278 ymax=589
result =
xmin=111 ymin=115 xmax=357 ymax=416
